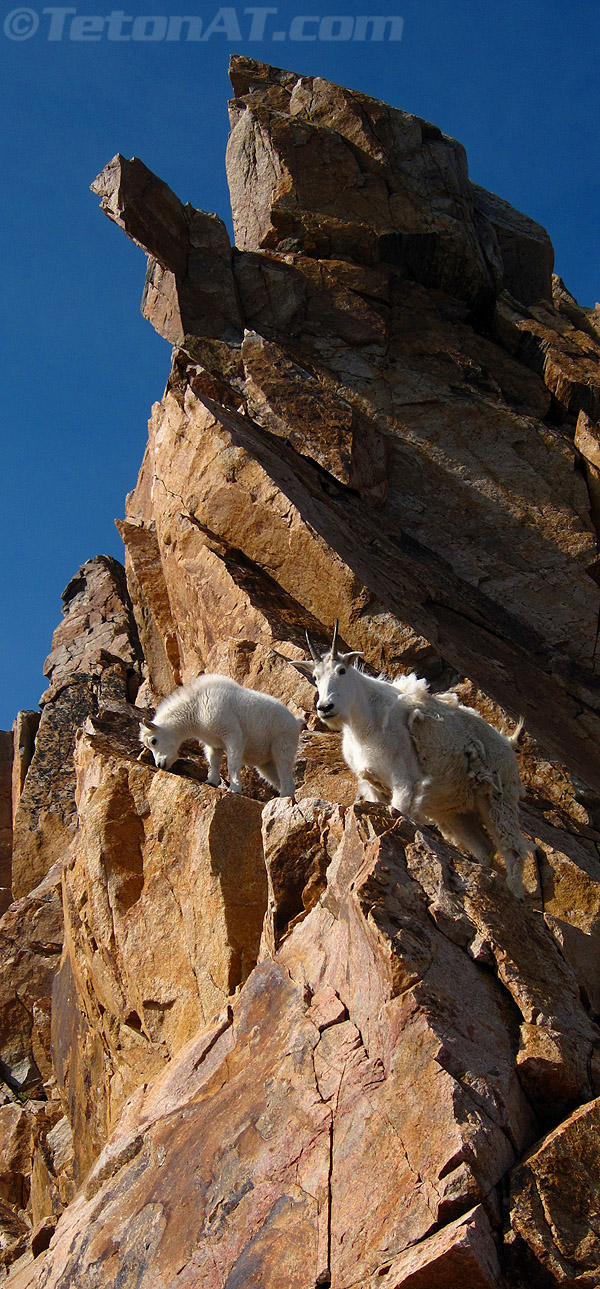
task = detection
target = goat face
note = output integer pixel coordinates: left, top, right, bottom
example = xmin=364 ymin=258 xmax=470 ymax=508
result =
xmin=139 ymin=719 xmax=181 ymax=770
xmin=314 ymin=656 xmax=362 ymax=728
xmin=289 ymin=621 xmax=362 ymax=730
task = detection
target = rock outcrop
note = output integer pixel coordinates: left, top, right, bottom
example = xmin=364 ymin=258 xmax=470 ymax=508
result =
xmin=2 ymin=56 xmax=600 ymax=1288
xmin=0 ymin=733 xmax=12 ymax=903
xmin=11 ymin=557 xmax=143 ymax=901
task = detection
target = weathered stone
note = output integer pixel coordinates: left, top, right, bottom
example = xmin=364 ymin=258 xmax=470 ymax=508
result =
xmin=0 ymin=731 xmax=12 ymax=893
xmin=0 ymin=1104 xmax=33 ymax=1211
xmin=260 ymin=795 xmax=344 ymax=952
xmin=4 ymin=1252 xmax=48 ymax=1287
xmin=471 ymin=183 xmax=554 ymax=306
xmin=0 ymin=869 xmax=65 ymax=1267
xmin=23 ymin=804 xmax=577 ymax=1288
xmin=91 ymin=154 xmax=243 ymax=345
xmin=11 ymin=712 xmax=40 ymax=822
xmin=9 ymin=58 xmax=600 ymax=1289
xmin=371 ymin=1204 xmax=502 ymax=1288
xmin=242 ymin=329 xmax=355 ymax=484
xmin=226 ymin=61 xmax=503 ymax=314
xmin=41 ymin=555 xmax=141 ymax=699
xmin=575 ymin=410 xmax=600 ymax=535
xmin=114 ymin=518 xmax=182 ymax=700
xmin=0 ymin=1199 xmax=30 ymax=1274
xmin=0 ymin=1096 xmax=69 ymax=1268
xmin=507 ymin=1097 xmax=600 ymax=1286
xmin=495 ymin=291 xmax=600 ymax=420
xmin=0 ymin=863 xmax=63 ymax=1101
xmin=55 ymin=715 xmax=267 ymax=1175
xmin=11 ymin=557 xmax=142 ymax=899
xmin=11 ymin=679 xmax=99 ymax=901
xmin=295 ymin=729 xmax=356 ymax=806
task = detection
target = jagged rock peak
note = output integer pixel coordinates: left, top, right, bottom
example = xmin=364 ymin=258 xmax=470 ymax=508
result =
xmin=226 ymin=55 xmax=554 ymax=311
xmin=2 ymin=61 xmax=600 ymax=1289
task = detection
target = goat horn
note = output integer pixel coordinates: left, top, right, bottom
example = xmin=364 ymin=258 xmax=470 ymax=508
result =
xmin=305 ymin=629 xmax=320 ymax=663
xmin=331 ymin=619 xmax=339 ymax=659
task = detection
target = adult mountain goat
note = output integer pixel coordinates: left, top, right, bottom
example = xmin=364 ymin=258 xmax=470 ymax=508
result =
xmin=291 ymin=623 xmax=529 ymax=897
xmin=139 ymin=674 xmax=302 ymax=798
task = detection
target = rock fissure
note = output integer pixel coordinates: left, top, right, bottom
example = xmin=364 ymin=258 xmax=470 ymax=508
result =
xmin=4 ymin=56 xmax=600 ymax=1288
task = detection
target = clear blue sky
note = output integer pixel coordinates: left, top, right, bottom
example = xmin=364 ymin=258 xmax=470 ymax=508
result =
xmin=1 ymin=0 xmax=598 ymax=727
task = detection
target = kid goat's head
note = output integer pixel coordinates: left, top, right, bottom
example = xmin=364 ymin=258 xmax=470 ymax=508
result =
xmin=139 ymin=717 xmax=181 ymax=770
xmin=291 ymin=620 xmax=362 ymax=729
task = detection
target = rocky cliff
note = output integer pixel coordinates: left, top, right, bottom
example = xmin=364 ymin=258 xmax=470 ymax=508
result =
xmin=2 ymin=57 xmax=600 ymax=1289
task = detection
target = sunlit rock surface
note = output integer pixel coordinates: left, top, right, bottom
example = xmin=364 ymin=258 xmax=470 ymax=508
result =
xmin=2 ymin=57 xmax=600 ymax=1287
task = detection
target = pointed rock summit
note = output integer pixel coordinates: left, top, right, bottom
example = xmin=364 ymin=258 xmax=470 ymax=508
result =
xmin=1 ymin=59 xmax=600 ymax=1288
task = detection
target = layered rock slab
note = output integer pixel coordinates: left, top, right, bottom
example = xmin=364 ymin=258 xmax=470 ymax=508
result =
xmin=11 ymin=557 xmax=143 ymax=900
xmin=9 ymin=55 xmax=600 ymax=1289
xmin=0 ymin=862 xmax=63 ymax=1101
xmin=22 ymin=799 xmax=600 ymax=1288
xmin=0 ymin=863 xmax=69 ymax=1273
xmin=54 ymin=715 xmax=267 ymax=1180
xmin=93 ymin=60 xmax=600 ymax=791
xmin=0 ymin=730 xmax=12 ymax=898
xmin=507 ymin=1096 xmax=600 ymax=1287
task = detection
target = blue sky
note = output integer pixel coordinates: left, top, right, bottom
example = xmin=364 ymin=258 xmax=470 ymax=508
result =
xmin=1 ymin=0 xmax=599 ymax=727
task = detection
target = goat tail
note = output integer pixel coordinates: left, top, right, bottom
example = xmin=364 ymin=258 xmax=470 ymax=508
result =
xmin=508 ymin=716 xmax=526 ymax=746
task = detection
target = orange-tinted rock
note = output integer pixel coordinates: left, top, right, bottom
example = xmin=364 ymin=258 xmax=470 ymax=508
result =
xmin=11 ymin=713 xmax=40 ymax=823
xmin=0 ymin=863 xmax=63 ymax=1099
xmin=495 ymin=291 xmax=600 ymax=420
xmin=295 ymin=729 xmax=356 ymax=807
xmin=373 ymin=1204 xmax=502 ymax=1288
xmin=0 ymin=731 xmax=12 ymax=895
xmin=0 ymin=867 xmax=65 ymax=1269
xmin=0 ymin=1104 xmax=33 ymax=1211
xmin=11 ymin=557 xmax=142 ymax=899
xmin=260 ymin=795 xmax=344 ymax=952
xmin=91 ymin=154 xmax=243 ymax=346
xmin=9 ymin=57 xmax=600 ymax=1289
xmin=93 ymin=60 xmax=600 ymax=790
xmin=54 ymin=713 xmax=267 ymax=1175
xmin=21 ymin=804 xmax=559 ymax=1289
xmin=507 ymin=1097 xmax=600 ymax=1286
xmin=114 ymin=518 xmax=183 ymax=699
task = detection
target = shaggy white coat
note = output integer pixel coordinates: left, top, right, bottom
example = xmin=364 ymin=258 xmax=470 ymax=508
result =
xmin=139 ymin=674 xmax=301 ymax=797
xmin=293 ymin=647 xmax=529 ymax=896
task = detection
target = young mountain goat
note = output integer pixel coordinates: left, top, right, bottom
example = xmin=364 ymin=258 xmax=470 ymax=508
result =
xmin=139 ymin=674 xmax=302 ymax=798
xmin=290 ymin=622 xmax=529 ymax=897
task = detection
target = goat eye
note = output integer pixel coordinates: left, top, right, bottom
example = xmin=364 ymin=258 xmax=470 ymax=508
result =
xmin=338 ymin=667 xmax=346 ymax=675
xmin=150 ymin=738 xmax=157 ymax=747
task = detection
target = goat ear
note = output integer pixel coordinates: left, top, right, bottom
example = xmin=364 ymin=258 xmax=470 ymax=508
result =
xmin=140 ymin=715 xmax=158 ymax=731
xmin=272 ymin=650 xmax=317 ymax=684
xmin=290 ymin=660 xmax=318 ymax=684
xmin=343 ymin=651 xmax=363 ymax=666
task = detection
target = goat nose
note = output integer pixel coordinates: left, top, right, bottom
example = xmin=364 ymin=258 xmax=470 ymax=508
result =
xmin=318 ymin=701 xmax=335 ymax=715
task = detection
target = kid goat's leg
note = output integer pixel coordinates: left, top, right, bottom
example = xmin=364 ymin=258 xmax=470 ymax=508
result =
xmin=223 ymin=734 xmax=244 ymax=794
xmin=272 ymin=736 xmax=297 ymax=799
xmin=203 ymin=745 xmax=223 ymax=788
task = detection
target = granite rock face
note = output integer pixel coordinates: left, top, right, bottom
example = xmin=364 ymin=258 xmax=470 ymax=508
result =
xmin=14 ymin=802 xmax=600 ymax=1289
xmin=11 ymin=556 xmax=143 ymax=900
xmin=2 ymin=57 xmax=600 ymax=1288
xmin=0 ymin=732 xmax=12 ymax=899
xmin=95 ymin=58 xmax=600 ymax=793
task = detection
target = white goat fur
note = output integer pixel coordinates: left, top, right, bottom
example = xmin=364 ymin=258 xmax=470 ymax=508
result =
xmin=294 ymin=635 xmax=528 ymax=897
xmin=139 ymin=674 xmax=302 ymax=797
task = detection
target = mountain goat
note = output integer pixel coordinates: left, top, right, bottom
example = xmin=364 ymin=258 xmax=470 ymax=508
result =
xmin=290 ymin=622 xmax=529 ymax=897
xmin=139 ymin=674 xmax=302 ymax=798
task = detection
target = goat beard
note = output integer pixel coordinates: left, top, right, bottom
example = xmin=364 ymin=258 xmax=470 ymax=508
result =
xmin=318 ymin=712 xmax=344 ymax=732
